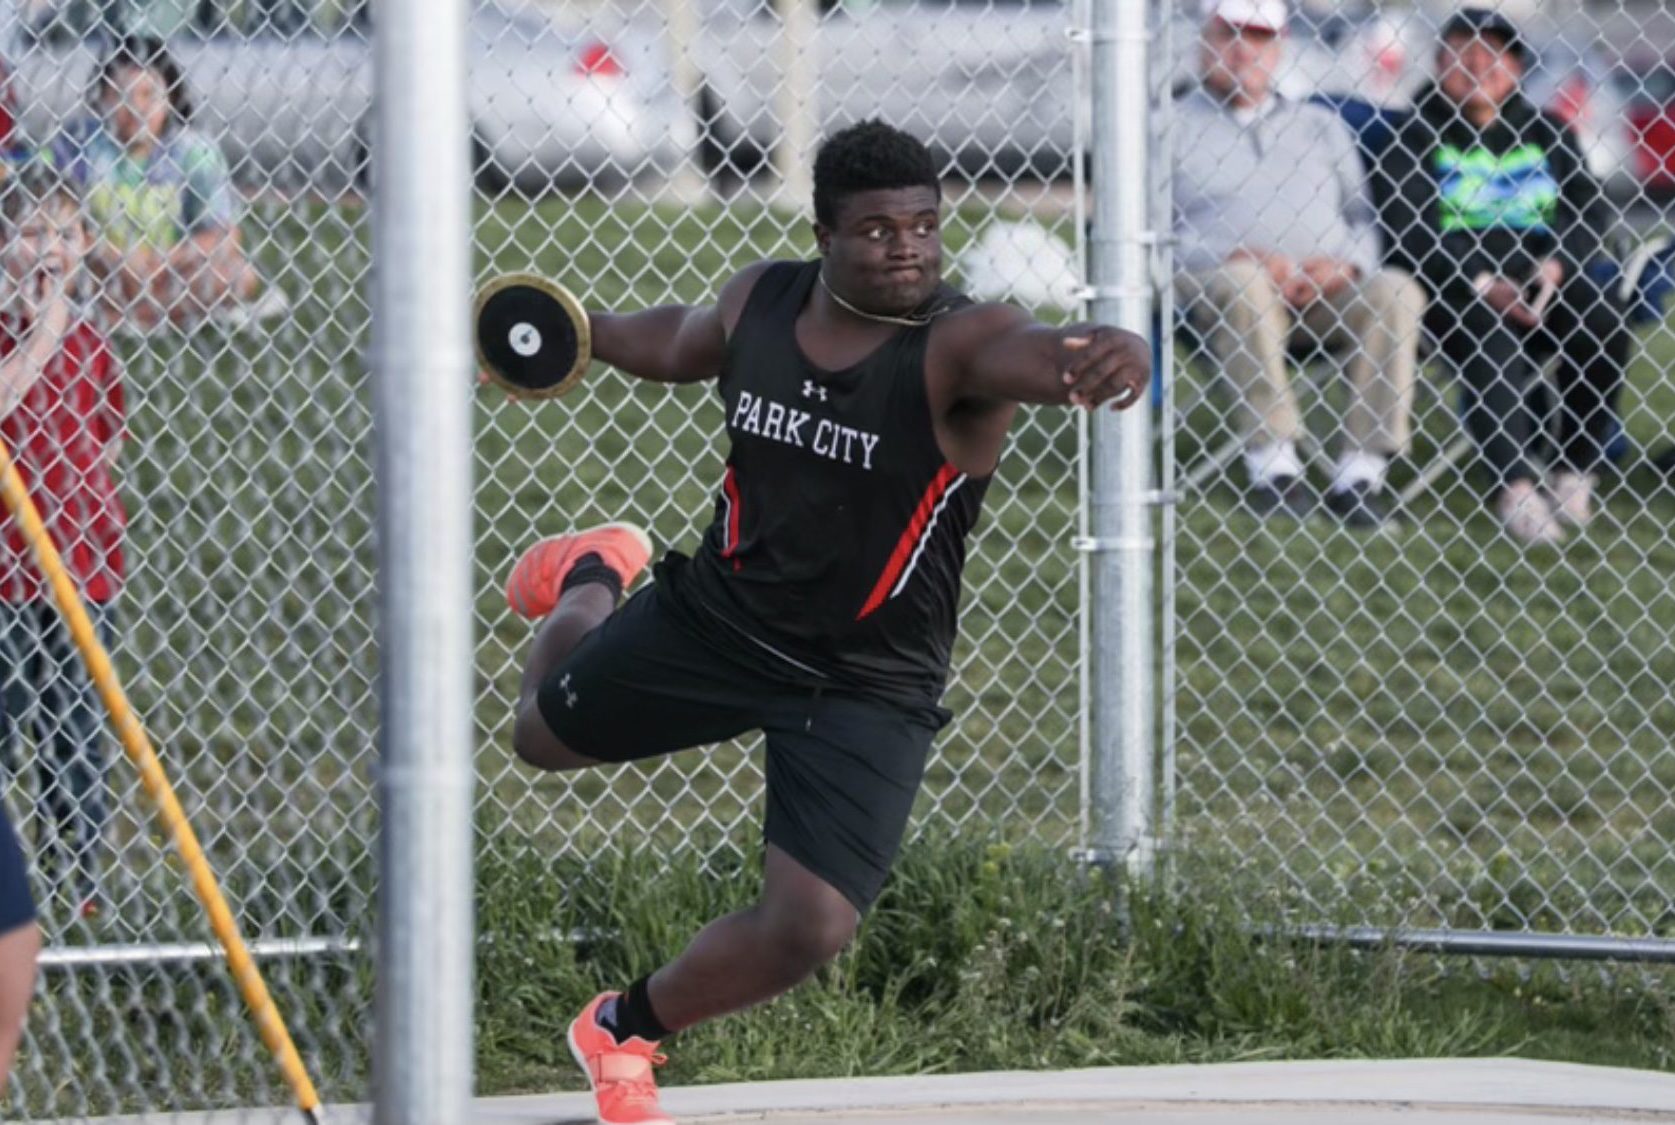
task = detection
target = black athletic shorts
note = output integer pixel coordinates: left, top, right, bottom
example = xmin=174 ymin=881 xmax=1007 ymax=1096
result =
xmin=0 ymin=803 xmax=36 ymax=934
xmin=536 ymin=579 xmax=946 ymax=913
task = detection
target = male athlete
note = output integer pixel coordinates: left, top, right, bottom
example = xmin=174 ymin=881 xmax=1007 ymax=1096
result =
xmin=500 ymin=121 xmax=1149 ymax=1125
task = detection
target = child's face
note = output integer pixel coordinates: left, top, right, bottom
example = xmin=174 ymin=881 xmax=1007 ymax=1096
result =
xmin=3 ymin=198 xmax=89 ymax=291
xmin=103 ymin=63 xmax=170 ymax=148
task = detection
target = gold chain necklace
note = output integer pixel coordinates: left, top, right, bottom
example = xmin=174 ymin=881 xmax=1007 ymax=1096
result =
xmin=818 ymin=269 xmax=940 ymax=328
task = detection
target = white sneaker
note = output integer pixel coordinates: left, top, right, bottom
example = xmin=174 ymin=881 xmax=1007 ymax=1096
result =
xmin=1244 ymin=441 xmax=1305 ymax=486
xmin=1496 ymin=479 xmax=1564 ymax=546
xmin=1548 ymin=471 xmax=1597 ymax=528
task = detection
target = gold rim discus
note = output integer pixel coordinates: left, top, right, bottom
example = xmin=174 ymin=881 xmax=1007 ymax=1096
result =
xmin=472 ymin=272 xmax=592 ymax=400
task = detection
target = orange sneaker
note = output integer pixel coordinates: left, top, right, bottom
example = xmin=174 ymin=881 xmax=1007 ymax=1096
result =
xmin=567 ymin=991 xmax=673 ymax=1125
xmin=505 ymin=522 xmax=653 ymax=619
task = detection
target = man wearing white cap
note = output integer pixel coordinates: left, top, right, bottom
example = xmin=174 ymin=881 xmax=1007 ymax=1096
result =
xmin=1174 ymin=0 xmax=1424 ymax=527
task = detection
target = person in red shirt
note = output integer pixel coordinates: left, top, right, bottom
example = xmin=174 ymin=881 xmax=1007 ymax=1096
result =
xmin=0 ymin=163 xmax=125 ymax=920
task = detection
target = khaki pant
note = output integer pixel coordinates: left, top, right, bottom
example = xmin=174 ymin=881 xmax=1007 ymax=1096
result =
xmin=1176 ymin=260 xmax=1425 ymax=456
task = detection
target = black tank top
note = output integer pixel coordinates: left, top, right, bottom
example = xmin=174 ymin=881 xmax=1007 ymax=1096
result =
xmin=665 ymin=259 xmax=991 ymax=710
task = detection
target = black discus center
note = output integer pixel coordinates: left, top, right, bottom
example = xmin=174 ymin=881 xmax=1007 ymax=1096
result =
xmin=476 ymin=283 xmax=580 ymax=392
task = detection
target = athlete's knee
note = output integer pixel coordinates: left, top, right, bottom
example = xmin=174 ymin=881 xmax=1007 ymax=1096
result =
xmin=759 ymin=890 xmax=858 ymax=970
xmin=511 ymin=703 xmax=594 ymax=772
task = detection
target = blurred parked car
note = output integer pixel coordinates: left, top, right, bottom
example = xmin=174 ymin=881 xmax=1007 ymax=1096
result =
xmin=691 ymin=0 xmax=1424 ymax=179
xmin=1612 ymin=59 xmax=1675 ymax=194
xmin=686 ymin=0 xmax=1075 ymax=178
xmin=0 ymin=0 xmax=685 ymax=191
xmin=1248 ymin=6 xmax=1640 ymax=199
xmin=1518 ymin=39 xmax=1638 ymax=200
xmin=686 ymin=0 xmax=1651 ymax=191
xmin=3 ymin=0 xmax=1652 ymax=202
xmin=0 ymin=49 xmax=15 ymax=146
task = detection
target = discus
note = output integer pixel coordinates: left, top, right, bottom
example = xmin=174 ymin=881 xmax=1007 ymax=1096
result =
xmin=473 ymin=273 xmax=591 ymax=399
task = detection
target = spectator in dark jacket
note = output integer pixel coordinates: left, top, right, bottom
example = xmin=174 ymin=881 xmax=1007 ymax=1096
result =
xmin=1377 ymin=8 xmax=1629 ymax=544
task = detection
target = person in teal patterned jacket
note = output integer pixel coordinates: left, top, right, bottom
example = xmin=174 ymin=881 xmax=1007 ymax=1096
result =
xmin=45 ymin=35 xmax=260 ymax=332
xmin=1376 ymin=8 xmax=1629 ymax=545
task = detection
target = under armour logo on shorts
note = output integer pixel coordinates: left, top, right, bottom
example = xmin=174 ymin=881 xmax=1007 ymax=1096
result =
xmin=802 ymin=380 xmax=829 ymax=402
xmin=559 ymin=672 xmax=578 ymax=709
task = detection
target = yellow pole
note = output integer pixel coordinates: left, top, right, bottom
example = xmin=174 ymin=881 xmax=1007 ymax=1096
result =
xmin=0 ymin=437 xmax=322 ymax=1123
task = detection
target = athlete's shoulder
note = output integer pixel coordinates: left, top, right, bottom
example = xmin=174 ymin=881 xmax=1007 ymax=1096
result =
xmin=719 ymin=259 xmax=781 ymax=299
xmin=718 ymin=259 xmax=798 ymax=337
xmin=923 ymin=301 xmax=1039 ymax=398
xmin=931 ymin=299 xmax=1035 ymax=352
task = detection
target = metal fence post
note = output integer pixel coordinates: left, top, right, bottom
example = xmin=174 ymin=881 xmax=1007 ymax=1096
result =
xmin=661 ymin=0 xmax=713 ymax=204
xmin=371 ymin=0 xmax=474 ymax=1113
xmin=773 ymin=0 xmax=818 ymax=211
xmin=1082 ymin=0 xmax=1155 ymax=876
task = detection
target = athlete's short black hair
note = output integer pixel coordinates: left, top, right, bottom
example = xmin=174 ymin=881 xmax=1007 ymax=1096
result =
xmin=812 ymin=120 xmax=940 ymax=227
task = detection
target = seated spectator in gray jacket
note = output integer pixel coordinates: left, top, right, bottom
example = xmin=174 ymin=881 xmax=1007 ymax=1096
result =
xmin=1174 ymin=0 xmax=1425 ymax=527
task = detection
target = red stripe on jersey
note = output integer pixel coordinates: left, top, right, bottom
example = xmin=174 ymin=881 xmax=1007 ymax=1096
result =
xmin=721 ymin=464 xmax=743 ymax=571
xmin=856 ymin=462 xmax=961 ymax=621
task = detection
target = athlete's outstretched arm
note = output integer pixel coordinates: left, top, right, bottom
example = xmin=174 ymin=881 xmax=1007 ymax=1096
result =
xmin=588 ymin=261 xmax=773 ymax=385
xmin=588 ymin=304 xmax=722 ymax=384
xmin=936 ymin=303 xmax=1150 ymax=411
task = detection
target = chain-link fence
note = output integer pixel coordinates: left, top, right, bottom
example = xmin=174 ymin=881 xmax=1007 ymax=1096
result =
xmin=1163 ymin=0 xmax=1675 ymax=948
xmin=2 ymin=0 xmax=378 ymax=1113
xmin=3 ymin=0 xmax=1674 ymax=1117
xmin=0 ymin=0 xmax=1090 ymax=1117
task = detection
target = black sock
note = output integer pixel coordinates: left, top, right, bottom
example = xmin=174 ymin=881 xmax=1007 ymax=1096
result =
xmin=560 ymin=552 xmax=623 ymax=602
xmin=602 ymin=975 xmax=671 ymax=1044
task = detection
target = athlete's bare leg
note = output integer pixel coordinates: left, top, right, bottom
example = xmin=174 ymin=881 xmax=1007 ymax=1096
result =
xmin=511 ymin=582 xmax=615 ymax=772
xmin=505 ymin=523 xmax=652 ymax=772
xmin=645 ymin=844 xmax=858 ymax=1031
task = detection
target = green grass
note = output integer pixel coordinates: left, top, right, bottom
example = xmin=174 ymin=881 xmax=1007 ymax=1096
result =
xmin=473 ymin=839 xmax=1675 ymax=1093
xmin=1170 ymin=309 xmax=1675 ymax=936
xmin=24 ymin=838 xmax=1672 ymax=1117
xmin=5 ymin=190 xmax=1675 ymax=1115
